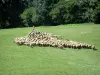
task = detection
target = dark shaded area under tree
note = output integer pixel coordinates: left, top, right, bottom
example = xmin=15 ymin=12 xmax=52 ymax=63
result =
xmin=0 ymin=0 xmax=100 ymax=29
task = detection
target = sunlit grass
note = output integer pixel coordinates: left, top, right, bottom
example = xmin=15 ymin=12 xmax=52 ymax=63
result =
xmin=0 ymin=24 xmax=100 ymax=75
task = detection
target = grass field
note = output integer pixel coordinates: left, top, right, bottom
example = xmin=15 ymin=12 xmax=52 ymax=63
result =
xmin=0 ymin=24 xmax=100 ymax=75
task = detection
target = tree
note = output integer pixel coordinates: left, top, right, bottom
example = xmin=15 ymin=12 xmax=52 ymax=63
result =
xmin=49 ymin=0 xmax=68 ymax=24
xmin=93 ymin=4 xmax=100 ymax=24
xmin=0 ymin=0 xmax=25 ymax=28
xmin=75 ymin=0 xmax=98 ymax=23
xmin=1 ymin=0 xmax=100 ymax=28
xmin=49 ymin=0 xmax=79 ymax=24
xmin=20 ymin=0 xmax=59 ymax=26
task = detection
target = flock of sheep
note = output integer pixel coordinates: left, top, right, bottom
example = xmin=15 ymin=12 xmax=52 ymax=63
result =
xmin=14 ymin=27 xmax=96 ymax=50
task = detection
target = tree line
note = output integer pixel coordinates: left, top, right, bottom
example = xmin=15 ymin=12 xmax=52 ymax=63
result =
xmin=0 ymin=0 xmax=100 ymax=28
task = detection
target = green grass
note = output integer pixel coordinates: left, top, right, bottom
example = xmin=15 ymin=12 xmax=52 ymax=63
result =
xmin=0 ymin=24 xmax=100 ymax=75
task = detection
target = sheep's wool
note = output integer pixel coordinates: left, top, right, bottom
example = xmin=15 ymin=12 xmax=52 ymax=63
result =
xmin=14 ymin=28 xmax=95 ymax=50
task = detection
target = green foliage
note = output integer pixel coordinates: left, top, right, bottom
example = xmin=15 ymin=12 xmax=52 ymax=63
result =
xmin=1 ymin=0 xmax=100 ymax=28
xmin=20 ymin=7 xmax=36 ymax=26
xmin=49 ymin=0 xmax=68 ymax=24
xmin=49 ymin=0 xmax=99 ymax=24
xmin=20 ymin=0 xmax=56 ymax=26
xmin=93 ymin=4 xmax=100 ymax=24
xmin=0 ymin=0 xmax=25 ymax=28
xmin=50 ymin=0 xmax=84 ymax=24
xmin=75 ymin=0 xmax=98 ymax=23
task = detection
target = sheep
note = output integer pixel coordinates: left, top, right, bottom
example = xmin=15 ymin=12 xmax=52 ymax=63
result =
xmin=91 ymin=45 xmax=96 ymax=50
xmin=57 ymin=44 xmax=63 ymax=49
xmin=14 ymin=28 xmax=96 ymax=50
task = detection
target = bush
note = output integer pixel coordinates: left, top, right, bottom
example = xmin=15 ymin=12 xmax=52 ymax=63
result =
xmin=93 ymin=4 xmax=100 ymax=24
xmin=49 ymin=0 xmax=70 ymax=24
xmin=20 ymin=7 xmax=36 ymax=26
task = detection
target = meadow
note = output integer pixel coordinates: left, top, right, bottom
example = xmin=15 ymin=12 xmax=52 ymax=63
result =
xmin=0 ymin=24 xmax=100 ymax=75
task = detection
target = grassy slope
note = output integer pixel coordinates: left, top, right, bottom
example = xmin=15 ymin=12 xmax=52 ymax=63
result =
xmin=0 ymin=24 xmax=100 ymax=75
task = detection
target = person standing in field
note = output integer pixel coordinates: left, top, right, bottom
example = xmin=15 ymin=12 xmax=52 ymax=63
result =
xmin=32 ymin=25 xmax=35 ymax=31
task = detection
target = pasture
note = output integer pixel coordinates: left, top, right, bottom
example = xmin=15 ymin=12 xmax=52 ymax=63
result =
xmin=0 ymin=24 xmax=100 ymax=75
